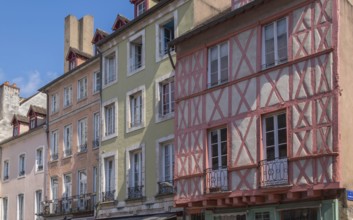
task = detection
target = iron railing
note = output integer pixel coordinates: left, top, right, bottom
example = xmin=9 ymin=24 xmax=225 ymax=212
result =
xmin=79 ymin=143 xmax=87 ymax=152
xmin=102 ymin=190 xmax=115 ymax=202
xmin=259 ymin=157 xmax=288 ymax=187
xmin=19 ymin=170 xmax=25 ymax=176
xmin=51 ymin=153 xmax=59 ymax=161
xmin=128 ymin=185 xmax=143 ymax=199
xmin=3 ymin=175 xmax=8 ymax=181
xmin=92 ymin=139 xmax=100 ymax=148
xmin=204 ymin=167 xmax=229 ymax=193
xmin=40 ymin=194 xmax=96 ymax=216
xmin=157 ymin=180 xmax=174 ymax=195
xmin=64 ymin=148 xmax=72 ymax=157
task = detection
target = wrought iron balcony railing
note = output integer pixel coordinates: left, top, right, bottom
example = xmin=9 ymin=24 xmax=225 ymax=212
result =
xmin=64 ymin=148 xmax=72 ymax=157
xmin=51 ymin=153 xmax=59 ymax=161
xmin=40 ymin=194 xmax=96 ymax=216
xmin=92 ymin=139 xmax=100 ymax=148
xmin=128 ymin=185 xmax=143 ymax=199
xmin=79 ymin=143 xmax=87 ymax=152
xmin=204 ymin=167 xmax=229 ymax=193
xmin=3 ymin=175 xmax=9 ymax=181
xmin=19 ymin=170 xmax=25 ymax=176
xmin=37 ymin=164 xmax=43 ymax=171
xmin=157 ymin=180 xmax=174 ymax=195
xmin=102 ymin=190 xmax=115 ymax=202
xmin=259 ymin=157 xmax=289 ymax=187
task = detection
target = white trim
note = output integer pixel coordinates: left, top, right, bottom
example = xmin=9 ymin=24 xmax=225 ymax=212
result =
xmin=125 ymin=143 xmax=145 ymax=199
xmin=155 ymin=134 xmax=174 ymax=193
xmin=102 ymin=98 xmax=118 ymax=141
xmin=63 ymin=85 xmax=73 ymax=108
xmin=35 ymin=145 xmax=45 ymax=173
xmin=2 ymin=159 xmax=10 ymax=183
xmin=50 ymin=93 xmax=59 ymax=114
xmin=93 ymin=71 xmax=101 ymax=94
xmin=17 ymin=153 xmax=26 ymax=178
xmin=154 ymin=72 xmax=175 ymax=123
xmin=126 ymin=85 xmax=146 ymax=133
xmin=101 ymin=151 xmax=117 ymax=199
xmin=77 ymin=76 xmax=88 ymax=101
xmin=127 ymin=29 xmax=145 ymax=76
xmin=155 ymin=11 xmax=178 ymax=62
xmin=207 ymin=41 xmax=229 ymax=88
xmin=102 ymin=47 xmax=118 ymax=89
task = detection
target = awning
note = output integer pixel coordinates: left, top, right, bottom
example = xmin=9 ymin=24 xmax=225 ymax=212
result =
xmin=99 ymin=213 xmax=177 ymax=220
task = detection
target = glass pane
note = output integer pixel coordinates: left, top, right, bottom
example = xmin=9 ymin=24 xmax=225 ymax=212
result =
xmin=277 ymin=19 xmax=287 ymax=36
xmin=211 ymin=131 xmax=218 ymax=144
xmin=267 ymin=147 xmax=275 ymax=161
xmin=212 ymin=144 xmax=218 ymax=157
xmin=279 ymin=144 xmax=287 ymax=158
xmin=221 ymin=142 xmax=227 ymax=155
xmin=278 ymin=128 xmax=287 ymax=144
xmin=221 ymin=155 xmax=227 ymax=167
xmin=220 ymin=128 xmax=227 ymax=141
xmin=220 ymin=56 xmax=228 ymax=83
xmin=265 ymin=117 xmax=274 ymax=131
xmin=266 ymin=131 xmax=275 ymax=146
xmin=212 ymin=158 xmax=218 ymax=169
xmin=277 ymin=113 xmax=286 ymax=129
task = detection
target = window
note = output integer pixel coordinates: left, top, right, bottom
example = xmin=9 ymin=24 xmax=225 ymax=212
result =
xmin=51 ymin=94 xmax=58 ymax=113
xmin=128 ymin=151 xmax=142 ymax=199
xmin=206 ymin=128 xmax=228 ymax=192
xmin=281 ymin=208 xmax=318 ymax=220
xmin=136 ymin=1 xmax=145 ymax=16
xmin=103 ymin=157 xmax=115 ymax=202
xmin=69 ymin=59 xmax=76 ymax=70
xmin=36 ymin=148 xmax=43 ymax=171
xmin=104 ymin=53 xmax=116 ymax=86
xmin=262 ymin=17 xmax=288 ymax=69
xmin=93 ymin=72 xmax=101 ymax=93
xmin=158 ymin=19 xmax=175 ymax=58
xmin=214 ymin=213 xmax=246 ymax=220
xmin=19 ymin=154 xmax=25 ymax=176
xmin=255 ymin=212 xmax=270 ymax=220
xmin=13 ymin=125 xmax=19 ymax=137
xmin=35 ymin=190 xmax=42 ymax=215
xmin=50 ymin=130 xmax=59 ymax=160
xmin=3 ymin=160 xmax=9 ymax=181
xmin=78 ymin=118 xmax=87 ymax=152
xmin=158 ymin=142 xmax=174 ymax=195
xmin=129 ymin=91 xmax=142 ymax=127
xmin=63 ymin=174 xmax=72 ymax=198
xmin=77 ymin=77 xmax=88 ymax=100
xmin=3 ymin=197 xmax=8 ymax=220
xmin=93 ymin=166 xmax=98 ymax=205
xmin=30 ymin=116 xmax=36 ymax=129
xmin=63 ymin=125 xmax=72 ymax=157
xmin=78 ymin=170 xmax=87 ymax=209
xmin=17 ymin=194 xmax=24 ymax=220
xmin=262 ymin=112 xmax=287 ymax=161
xmin=64 ymin=86 xmax=72 ymax=107
xmin=93 ymin=113 xmax=100 ymax=148
xmin=51 ymin=177 xmax=58 ymax=200
xmin=104 ymin=103 xmax=115 ymax=136
xmin=128 ymin=31 xmax=145 ymax=74
xmin=159 ymin=78 xmax=175 ymax=117
xmin=208 ymin=42 xmax=229 ymax=87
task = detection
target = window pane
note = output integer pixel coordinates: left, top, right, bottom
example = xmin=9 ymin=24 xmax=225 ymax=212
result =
xmin=278 ymin=129 xmax=287 ymax=144
xmin=220 ymin=128 xmax=227 ymax=142
xmin=267 ymin=147 xmax=275 ymax=160
xmin=266 ymin=131 xmax=275 ymax=146
xmin=212 ymin=144 xmax=218 ymax=158
xmin=265 ymin=23 xmax=275 ymax=67
xmin=277 ymin=113 xmax=286 ymax=129
xmin=210 ymin=131 xmax=218 ymax=144
xmin=265 ymin=117 xmax=274 ymax=131
xmin=279 ymin=144 xmax=287 ymax=158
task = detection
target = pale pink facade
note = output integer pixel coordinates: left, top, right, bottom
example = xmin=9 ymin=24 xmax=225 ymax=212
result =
xmin=172 ymin=0 xmax=353 ymax=219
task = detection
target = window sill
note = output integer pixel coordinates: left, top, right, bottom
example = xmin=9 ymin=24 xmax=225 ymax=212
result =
xmin=155 ymin=112 xmax=174 ymax=124
xmin=127 ymin=66 xmax=145 ymax=77
xmin=63 ymin=104 xmax=72 ymax=110
xmin=76 ymin=150 xmax=88 ymax=156
xmin=102 ymin=133 xmax=117 ymax=142
xmin=155 ymin=192 xmax=174 ymax=199
xmin=35 ymin=169 xmax=44 ymax=175
xmin=125 ymin=196 xmax=146 ymax=203
xmin=93 ymin=90 xmax=100 ymax=95
xmin=156 ymin=51 xmax=175 ymax=63
xmin=207 ymin=80 xmax=229 ymax=90
xmin=103 ymin=79 xmax=118 ymax=89
xmin=49 ymin=159 xmax=59 ymax=164
xmin=50 ymin=111 xmax=59 ymax=116
xmin=77 ymin=97 xmax=88 ymax=104
xmin=62 ymin=155 xmax=72 ymax=160
xmin=2 ymin=179 xmax=9 ymax=183
xmin=126 ymin=124 xmax=145 ymax=133
xmin=17 ymin=175 xmax=26 ymax=179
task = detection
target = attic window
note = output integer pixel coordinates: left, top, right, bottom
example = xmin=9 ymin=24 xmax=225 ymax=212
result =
xmin=30 ymin=116 xmax=37 ymax=129
xmin=136 ymin=1 xmax=146 ymax=16
xmin=13 ymin=124 xmax=19 ymax=137
xmin=69 ymin=59 xmax=77 ymax=71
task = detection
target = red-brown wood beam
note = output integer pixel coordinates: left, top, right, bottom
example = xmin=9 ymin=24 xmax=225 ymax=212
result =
xmin=287 ymin=191 xmax=301 ymax=200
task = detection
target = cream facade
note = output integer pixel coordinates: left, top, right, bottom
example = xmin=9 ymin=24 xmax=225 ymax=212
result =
xmin=97 ymin=0 xmax=231 ymax=219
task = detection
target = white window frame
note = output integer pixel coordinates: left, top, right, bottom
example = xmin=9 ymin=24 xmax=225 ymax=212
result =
xmin=93 ymin=71 xmax=101 ymax=93
xmin=102 ymin=98 xmax=118 ymax=141
xmin=127 ymin=30 xmax=145 ymax=76
xmin=208 ymin=41 xmax=229 ymax=88
xmin=126 ymin=85 xmax=146 ymax=133
xmin=93 ymin=112 xmax=100 ymax=148
xmin=77 ymin=77 xmax=88 ymax=101
xmin=125 ymin=143 xmax=145 ymax=198
xmin=103 ymin=49 xmax=117 ymax=88
xmin=155 ymin=11 xmax=178 ymax=62
xmin=63 ymin=173 xmax=72 ymax=198
xmin=30 ymin=117 xmax=36 ymax=129
xmin=18 ymin=154 xmax=25 ymax=177
xmin=208 ymin=127 xmax=228 ymax=169
xmin=36 ymin=147 xmax=44 ymax=172
xmin=136 ymin=0 xmax=146 ymax=16
xmin=261 ymin=17 xmax=288 ymax=69
xmin=51 ymin=177 xmax=58 ymax=200
xmin=262 ymin=111 xmax=287 ymax=160
xmin=155 ymin=135 xmax=174 ymax=193
xmin=3 ymin=160 xmax=9 ymax=181
xmin=50 ymin=130 xmax=59 ymax=161
xmin=155 ymin=72 xmax=175 ymax=123
xmin=77 ymin=118 xmax=88 ymax=152
xmin=35 ymin=190 xmax=42 ymax=216
xmin=63 ymin=85 xmax=72 ymax=108
xmin=78 ymin=170 xmax=87 ymax=209
xmin=17 ymin=194 xmax=24 ymax=220
xmin=3 ymin=197 xmax=8 ymax=220
xmin=51 ymin=93 xmax=59 ymax=114
xmin=103 ymin=156 xmax=115 ymax=193
xmin=63 ymin=125 xmax=72 ymax=157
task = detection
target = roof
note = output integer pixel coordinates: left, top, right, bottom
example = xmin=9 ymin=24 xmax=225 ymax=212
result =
xmin=92 ymin=29 xmax=109 ymax=44
xmin=66 ymin=47 xmax=93 ymax=61
xmin=0 ymin=125 xmax=44 ymax=146
xmin=38 ymin=55 xmax=99 ymax=92
xmin=170 ymin=0 xmax=267 ymax=46
xmin=112 ymin=14 xmax=130 ymax=31
xmin=28 ymin=105 xmax=46 ymax=116
xmin=12 ymin=114 xmax=29 ymax=124
xmin=97 ymin=0 xmax=175 ymax=47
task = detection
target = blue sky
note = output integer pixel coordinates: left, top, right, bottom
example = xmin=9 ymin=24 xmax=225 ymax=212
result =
xmin=0 ymin=0 xmax=133 ymax=97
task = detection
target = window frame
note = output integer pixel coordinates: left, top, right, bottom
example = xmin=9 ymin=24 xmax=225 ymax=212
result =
xmin=17 ymin=194 xmax=24 ymax=220
xmin=93 ymin=112 xmax=100 ymax=149
xmin=261 ymin=17 xmax=288 ymax=69
xmin=93 ymin=71 xmax=101 ymax=93
xmin=126 ymin=86 xmax=145 ymax=133
xmin=77 ymin=118 xmax=88 ymax=152
xmin=136 ymin=0 xmax=146 ymax=16
xmin=208 ymin=127 xmax=228 ymax=170
xmin=127 ymin=30 xmax=145 ymax=76
xmin=18 ymin=154 xmax=25 ymax=177
xmin=63 ymin=85 xmax=73 ymax=108
xmin=125 ymin=143 xmax=145 ymax=199
xmin=3 ymin=197 xmax=8 ymax=220
xmin=51 ymin=93 xmax=59 ymax=114
xmin=207 ymin=41 xmax=229 ymax=88
xmin=102 ymin=98 xmax=118 ymax=141
xmin=36 ymin=147 xmax=44 ymax=172
xmin=63 ymin=173 xmax=72 ymax=198
xmin=63 ymin=124 xmax=72 ymax=157
xmin=155 ymin=11 xmax=177 ymax=62
xmin=50 ymin=130 xmax=59 ymax=161
xmin=3 ymin=160 xmax=9 ymax=181
xmin=51 ymin=177 xmax=58 ymax=200
xmin=35 ymin=190 xmax=42 ymax=216
xmin=77 ymin=77 xmax=88 ymax=101
xmin=103 ymin=50 xmax=117 ymax=88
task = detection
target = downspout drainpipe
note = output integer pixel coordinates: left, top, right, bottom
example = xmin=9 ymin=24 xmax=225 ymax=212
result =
xmin=44 ymin=90 xmax=49 ymax=206
xmin=168 ymin=43 xmax=176 ymax=70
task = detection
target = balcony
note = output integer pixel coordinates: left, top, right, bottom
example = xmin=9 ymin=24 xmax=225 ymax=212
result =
xmin=259 ymin=158 xmax=288 ymax=187
xmin=3 ymin=175 xmax=9 ymax=181
xmin=128 ymin=185 xmax=143 ymax=199
xmin=40 ymin=194 xmax=96 ymax=217
xmin=19 ymin=170 xmax=25 ymax=176
xmin=64 ymin=148 xmax=72 ymax=157
xmin=204 ymin=167 xmax=229 ymax=193
xmin=92 ymin=139 xmax=100 ymax=148
xmin=102 ymin=190 xmax=115 ymax=202
xmin=79 ymin=143 xmax=87 ymax=152
xmin=51 ymin=153 xmax=58 ymax=161
xmin=37 ymin=163 xmax=43 ymax=171
xmin=157 ymin=180 xmax=174 ymax=195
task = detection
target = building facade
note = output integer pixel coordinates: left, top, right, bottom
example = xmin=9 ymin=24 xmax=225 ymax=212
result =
xmin=0 ymin=91 xmax=47 ymax=220
xmin=39 ymin=15 xmax=101 ymax=220
xmin=96 ymin=0 xmax=230 ymax=219
xmin=172 ymin=0 xmax=353 ymax=219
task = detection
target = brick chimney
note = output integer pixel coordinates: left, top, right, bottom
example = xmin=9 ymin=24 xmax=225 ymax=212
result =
xmin=64 ymin=15 xmax=94 ymax=73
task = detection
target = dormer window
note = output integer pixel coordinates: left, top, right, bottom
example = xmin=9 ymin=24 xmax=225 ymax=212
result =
xmin=136 ymin=1 xmax=146 ymax=17
xmin=69 ymin=59 xmax=77 ymax=71
xmin=13 ymin=125 xmax=19 ymax=137
xmin=30 ymin=116 xmax=36 ymax=129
